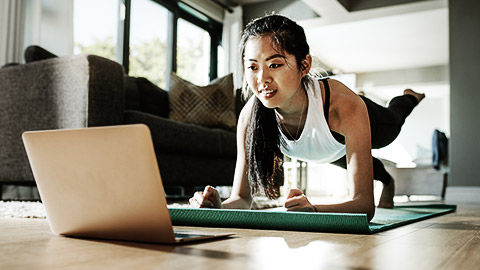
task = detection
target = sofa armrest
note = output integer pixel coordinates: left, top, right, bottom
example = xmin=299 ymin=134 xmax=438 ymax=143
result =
xmin=85 ymin=55 xmax=125 ymax=126
xmin=0 ymin=54 xmax=125 ymax=183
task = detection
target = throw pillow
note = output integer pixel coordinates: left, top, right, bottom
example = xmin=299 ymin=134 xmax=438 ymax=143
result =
xmin=169 ymin=73 xmax=236 ymax=131
xmin=1 ymin=63 xmax=20 ymax=68
xmin=24 ymin=45 xmax=57 ymax=63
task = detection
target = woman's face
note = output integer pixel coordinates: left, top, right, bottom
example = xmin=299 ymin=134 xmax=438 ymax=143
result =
xmin=244 ymin=35 xmax=306 ymax=110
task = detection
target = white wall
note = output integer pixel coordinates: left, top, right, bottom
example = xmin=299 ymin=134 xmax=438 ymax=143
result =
xmin=394 ymin=90 xmax=449 ymax=164
xmin=23 ymin=0 xmax=73 ymax=56
xmin=221 ymin=6 xmax=243 ymax=90
xmin=449 ymin=0 xmax=480 ymax=188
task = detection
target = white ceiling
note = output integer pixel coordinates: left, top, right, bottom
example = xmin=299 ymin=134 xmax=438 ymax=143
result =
xmin=299 ymin=0 xmax=449 ymax=74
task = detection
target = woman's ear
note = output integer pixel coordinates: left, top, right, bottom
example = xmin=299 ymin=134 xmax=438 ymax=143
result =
xmin=301 ymin=54 xmax=312 ymax=77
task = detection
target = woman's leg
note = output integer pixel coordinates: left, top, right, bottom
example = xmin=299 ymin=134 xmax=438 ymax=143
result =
xmin=331 ymin=156 xmax=391 ymax=184
xmin=331 ymin=156 xmax=395 ymax=208
xmin=361 ymin=91 xmax=422 ymax=149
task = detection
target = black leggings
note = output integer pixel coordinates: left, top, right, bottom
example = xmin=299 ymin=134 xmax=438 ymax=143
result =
xmin=331 ymin=94 xmax=419 ymax=185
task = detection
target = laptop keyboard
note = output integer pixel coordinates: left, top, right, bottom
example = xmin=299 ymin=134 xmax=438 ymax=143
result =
xmin=174 ymin=232 xmax=210 ymax=239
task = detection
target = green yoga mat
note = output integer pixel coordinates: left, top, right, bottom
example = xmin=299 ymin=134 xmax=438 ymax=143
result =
xmin=168 ymin=204 xmax=456 ymax=234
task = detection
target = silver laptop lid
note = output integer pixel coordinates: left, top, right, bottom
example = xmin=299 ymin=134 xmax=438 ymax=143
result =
xmin=22 ymin=124 xmax=176 ymax=243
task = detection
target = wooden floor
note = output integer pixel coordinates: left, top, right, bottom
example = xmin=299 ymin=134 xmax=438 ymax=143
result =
xmin=1 ymin=202 xmax=479 ymax=270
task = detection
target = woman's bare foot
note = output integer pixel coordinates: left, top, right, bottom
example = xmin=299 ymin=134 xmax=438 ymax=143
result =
xmin=404 ymin=89 xmax=425 ymax=103
xmin=378 ymin=177 xmax=395 ymax=208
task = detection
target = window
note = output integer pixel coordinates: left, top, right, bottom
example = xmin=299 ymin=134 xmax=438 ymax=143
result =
xmin=129 ymin=0 xmax=170 ymax=88
xmin=74 ymin=0 xmax=222 ymax=89
xmin=176 ymin=18 xmax=211 ymax=86
xmin=73 ymin=0 xmax=120 ymax=62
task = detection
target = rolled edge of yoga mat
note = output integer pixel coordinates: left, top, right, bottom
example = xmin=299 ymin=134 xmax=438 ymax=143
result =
xmin=368 ymin=204 xmax=457 ymax=233
xmin=168 ymin=208 xmax=371 ymax=234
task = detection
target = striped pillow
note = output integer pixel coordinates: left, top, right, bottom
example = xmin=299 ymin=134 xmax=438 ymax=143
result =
xmin=169 ymin=73 xmax=236 ymax=131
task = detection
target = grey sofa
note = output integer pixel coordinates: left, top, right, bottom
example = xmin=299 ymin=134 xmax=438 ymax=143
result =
xmin=0 ymin=46 xmax=238 ymax=200
xmin=123 ymin=77 xmax=238 ymax=197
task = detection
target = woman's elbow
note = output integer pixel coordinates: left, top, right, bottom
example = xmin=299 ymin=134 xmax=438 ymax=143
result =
xmin=355 ymin=195 xmax=376 ymax=222
xmin=366 ymin=203 xmax=375 ymax=222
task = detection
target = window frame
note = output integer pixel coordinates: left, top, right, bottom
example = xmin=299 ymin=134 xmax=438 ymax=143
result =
xmin=120 ymin=0 xmax=222 ymax=84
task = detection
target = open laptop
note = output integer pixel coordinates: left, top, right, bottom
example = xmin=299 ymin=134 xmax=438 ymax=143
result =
xmin=22 ymin=124 xmax=233 ymax=244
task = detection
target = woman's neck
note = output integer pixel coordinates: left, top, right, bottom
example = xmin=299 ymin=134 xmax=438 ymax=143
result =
xmin=275 ymin=87 xmax=308 ymax=125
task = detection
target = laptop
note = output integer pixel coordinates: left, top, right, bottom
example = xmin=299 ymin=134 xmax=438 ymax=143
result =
xmin=22 ymin=124 xmax=234 ymax=244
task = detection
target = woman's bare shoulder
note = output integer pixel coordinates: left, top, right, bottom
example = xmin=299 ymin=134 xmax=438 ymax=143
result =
xmin=327 ymin=78 xmax=367 ymax=129
xmin=327 ymin=78 xmax=361 ymax=102
xmin=328 ymin=78 xmax=353 ymax=92
xmin=237 ymin=96 xmax=255 ymax=129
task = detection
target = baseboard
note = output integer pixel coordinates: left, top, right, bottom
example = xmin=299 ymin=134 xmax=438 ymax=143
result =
xmin=445 ymin=186 xmax=480 ymax=203
xmin=1 ymin=184 xmax=40 ymax=201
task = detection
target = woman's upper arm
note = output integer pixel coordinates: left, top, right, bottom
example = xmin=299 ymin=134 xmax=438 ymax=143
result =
xmin=224 ymin=97 xmax=255 ymax=208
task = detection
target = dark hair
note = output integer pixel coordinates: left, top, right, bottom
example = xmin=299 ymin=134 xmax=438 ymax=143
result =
xmin=240 ymin=14 xmax=310 ymax=199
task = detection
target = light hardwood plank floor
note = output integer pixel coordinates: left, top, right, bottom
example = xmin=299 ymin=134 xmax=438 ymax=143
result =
xmin=0 ymin=202 xmax=479 ymax=270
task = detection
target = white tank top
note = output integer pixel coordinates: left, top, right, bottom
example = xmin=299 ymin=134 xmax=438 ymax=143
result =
xmin=279 ymin=78 xmax=346 ymax=163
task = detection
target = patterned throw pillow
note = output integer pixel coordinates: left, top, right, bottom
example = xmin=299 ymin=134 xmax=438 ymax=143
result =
xmin=169 ymin=73 xmax=236 ymax=131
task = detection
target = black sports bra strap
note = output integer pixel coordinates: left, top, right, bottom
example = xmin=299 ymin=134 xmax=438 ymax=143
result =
xmin=321 ymin=78 xmax=330 ymax=122
xmin=321 ymin=78 xmax=346 ymax=144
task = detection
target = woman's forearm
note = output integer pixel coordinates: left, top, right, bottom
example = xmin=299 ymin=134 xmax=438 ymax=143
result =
xmin=312 ymin=196 xmax=375 ymax=221
xmin=221 ymin=195 xmax=252 ymax=209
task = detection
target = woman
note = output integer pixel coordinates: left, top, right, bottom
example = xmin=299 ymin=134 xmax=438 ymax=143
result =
xmin=189 ymin=14 xmax=424 ymax=221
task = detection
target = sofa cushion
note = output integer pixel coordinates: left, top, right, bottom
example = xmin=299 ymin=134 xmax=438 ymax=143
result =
xmin=169 ymin=73 xmax=236 ymax=132
xmin=124 ymin=110 xmax=236 ymax=158
xmin=125 ymin=77 xmax=169 ymax=118
xmin=137 ymin=77 xmax=169 ymax=118
xmin=124 ymin=76 xmax=142 ymax=111
xmin=155 ymin=153 xmax=235 ymax=187
xmin=24 ymin=45 xmax=57 ymax=63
